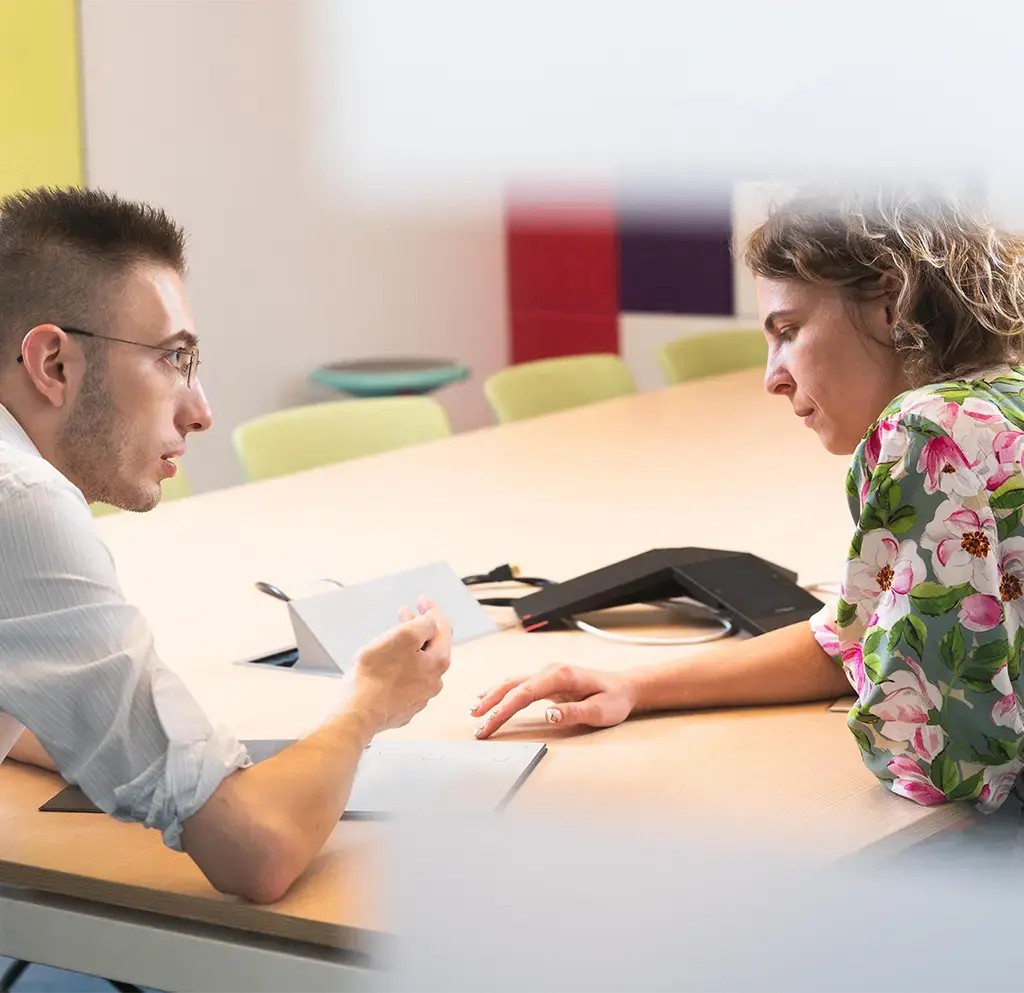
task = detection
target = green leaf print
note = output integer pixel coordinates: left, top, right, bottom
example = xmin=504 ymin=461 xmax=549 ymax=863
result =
xmin=972 ymin=736 xmax=1018 ymax=765
xmin=867 ymin=463 xmax=893 ymax=501
xmin=836 ymin=598 xmax=856 ymax=627
xmin=930 ymin=387 xmax=971 ymax=404
xmin=849 ymin=531 xmax=864 ymax=559
xmin=853 ymin=703 xmax=880 ymax=725
xmin=960 ymin=640 xmax=1009 ymax=683
xmin=851 ymin=726 xmax=873 ymax=754
xmin=905 ymin=615 xmax=927 ymax=657
xmin=929 ymin=751 xmax=959 ymax=794
xmin=861 ymin=503 xmax=886 ymax=531
xmin=1011 ymin=629 xmax=1024 ymax=682
xmin=991 ymin=477 xmax=1024 ymax=511
xmin=888 ymin=506 xmax=918 ymax=533
xmin=887 ymin=618 xmax=907 ymax=653
xmin=962 ymin=678 xmax=1000 ymax=694
xmin=909 ymin=582 xmax=974 ymax=616
xmin=939 ymin=625 xmax=967 ymax=671
xmin=947 ymin=770 xmax=985 ymax=801
xmin=863 ymin=628 xmax=885 ymax=657
xmin=846 ymin=469 xmax=859 ymax=500
xmin=863 ymin=653 xmax=886 ymax=685
xmin=878 ymin=477 xmax=902 ymax=514
xmin=997 ymin=508 xmax=1023 ymax=542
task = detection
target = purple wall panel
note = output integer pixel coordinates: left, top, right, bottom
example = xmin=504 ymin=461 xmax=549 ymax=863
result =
xmin=618 ymin=208 xmax=734 ymax=315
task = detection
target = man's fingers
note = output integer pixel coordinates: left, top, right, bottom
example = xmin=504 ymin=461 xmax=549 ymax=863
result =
xmin=400 ymin=610 xmax=440 ymax=645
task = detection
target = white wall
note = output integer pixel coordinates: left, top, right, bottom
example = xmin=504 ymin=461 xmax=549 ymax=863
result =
xmin=78 ymin=0 xmax=507 ymax=494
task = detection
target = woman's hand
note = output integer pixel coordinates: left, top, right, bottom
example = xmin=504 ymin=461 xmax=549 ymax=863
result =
xmin=471 ymin=664 xmax=638 ymax=739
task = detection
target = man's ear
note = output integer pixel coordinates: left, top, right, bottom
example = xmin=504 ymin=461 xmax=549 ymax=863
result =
xmin=18 ymin=324 xmax=79 ymax=408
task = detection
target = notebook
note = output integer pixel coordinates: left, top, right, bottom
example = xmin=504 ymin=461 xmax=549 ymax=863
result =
xmin=39 ymin=738 xmax=548 ymax=819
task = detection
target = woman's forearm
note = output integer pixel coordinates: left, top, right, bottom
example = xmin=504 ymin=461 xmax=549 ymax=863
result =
xmin=627 ymin=620 xmax=851 ymax=714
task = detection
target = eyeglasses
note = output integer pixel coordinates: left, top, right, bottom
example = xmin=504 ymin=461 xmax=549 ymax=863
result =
xmin=17 ymin=326 xmax=201 ymax=389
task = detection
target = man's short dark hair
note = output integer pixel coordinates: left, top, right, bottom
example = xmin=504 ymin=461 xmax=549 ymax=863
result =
xmin=0 ymin=186 xmax=187 ymax=366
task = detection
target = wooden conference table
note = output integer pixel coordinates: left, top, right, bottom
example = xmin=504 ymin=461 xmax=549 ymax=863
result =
xmin=0 ymin=369 xmax=972 ymax=991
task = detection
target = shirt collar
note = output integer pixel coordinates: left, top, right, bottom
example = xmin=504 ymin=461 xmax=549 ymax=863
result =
xmin=0 ymin=403 xmax=43 ymax=458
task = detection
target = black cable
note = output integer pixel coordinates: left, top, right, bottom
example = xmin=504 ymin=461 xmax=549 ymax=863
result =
xmin=461 ymin=563 xmax=553 ymax=606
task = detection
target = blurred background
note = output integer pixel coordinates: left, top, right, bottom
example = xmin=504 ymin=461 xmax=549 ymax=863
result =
xmin=15 ymin=0 xmax=993 ymax=497
xmin=6 ymin=0 xmax=1020 ymax=496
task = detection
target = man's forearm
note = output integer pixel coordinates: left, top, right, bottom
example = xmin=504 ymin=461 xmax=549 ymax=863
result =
xmin=181 ymin=702 xmax=379 ymax=903
xmin=627 ymin=621 xmax=851 ymax=714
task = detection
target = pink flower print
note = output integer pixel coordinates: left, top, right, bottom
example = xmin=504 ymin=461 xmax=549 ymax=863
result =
xmin=864 ymin=417 xmax=907 ymax=475
xmin=917 ymin=435 xmax=978 ymax=496
xmin=922 ymin=499 xmax=999 ymax=595
xmin=978 ymin=762 xmax=1022 ymax=810
xmin=844 ymin=531 xmax=926 ymax=627
xmin=887 ymin=754 xmax=947 ymax=805
xmin=842 ymin=642 xmax=869 ymax=700
xmin=989 ymin=664 xmax=1023 ymax=733
xmin=997 ymin=537 xmax=1024 ymax=633
xmin=813 ymin=614 xmax=841 ymax=657
xmin=958 ymin=593 xmax=1003 ymax=633
xmin=870 ymin=658 xmax=945 ymax=760
xmin=985 ymin=429 xmax=1024 ymax=491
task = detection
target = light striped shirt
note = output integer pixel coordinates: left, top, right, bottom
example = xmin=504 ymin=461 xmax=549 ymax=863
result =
xmin=0 ymin=403 xmax=249 ymax=849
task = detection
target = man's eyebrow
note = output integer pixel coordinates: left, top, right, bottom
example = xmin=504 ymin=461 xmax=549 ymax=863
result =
xmin=158 ymin=330 xmax=199 ymax=349
xmin=763 ymin=309 xmax=797 ymax=332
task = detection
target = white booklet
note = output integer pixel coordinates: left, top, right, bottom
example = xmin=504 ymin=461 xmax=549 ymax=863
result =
xmin=40 ymin=739 xmax=548 ymax=819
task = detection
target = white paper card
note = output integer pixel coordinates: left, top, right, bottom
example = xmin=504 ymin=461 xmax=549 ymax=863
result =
xmin=288 ymin=561 xmax=499 ymax=673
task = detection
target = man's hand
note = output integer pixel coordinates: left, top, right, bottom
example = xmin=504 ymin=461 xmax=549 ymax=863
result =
xmin=470 ymin=664 xmax=637 ymax=739
xmin=344 ymin=596 xmax=453 ymax=732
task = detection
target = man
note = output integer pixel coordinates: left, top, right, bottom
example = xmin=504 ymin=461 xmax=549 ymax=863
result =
xmin=0 ymin=186 xmax=452 ymax=904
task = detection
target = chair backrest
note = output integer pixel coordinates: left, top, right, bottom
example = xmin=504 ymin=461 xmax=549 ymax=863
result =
xmin=90 ymin=461 xmax=192 ymax=517
xmin=232 ymin=396 xmax=453 ymax=482
xmin=658 ymin=330 xmax=768 ymax=385
xmin=484 ymin=354 xmax=637 ymax=424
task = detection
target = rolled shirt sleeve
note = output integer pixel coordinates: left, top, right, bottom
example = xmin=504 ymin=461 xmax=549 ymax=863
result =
xmin=0 ymin=479 xmax=249 ymax=850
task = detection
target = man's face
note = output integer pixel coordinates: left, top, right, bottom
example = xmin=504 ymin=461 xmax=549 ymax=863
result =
xmin=58 ymin=264 xmax=212 ymax=511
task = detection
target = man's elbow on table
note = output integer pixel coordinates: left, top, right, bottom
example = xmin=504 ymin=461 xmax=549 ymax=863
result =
xmin=180 ymin=780 xmax=310 ymax=905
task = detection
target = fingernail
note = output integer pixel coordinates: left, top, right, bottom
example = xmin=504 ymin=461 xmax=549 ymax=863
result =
xmin=546 ymin=707 xmax=562 ymax=724
xmin=474 ymin=726 xmax=485 ymax=737
xmin=469 ymin=706 xmax=479 ymax=716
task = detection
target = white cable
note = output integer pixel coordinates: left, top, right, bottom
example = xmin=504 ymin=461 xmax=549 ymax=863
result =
xmin=569 ymin=595 xmax=735 ymax=646
xmin=802 ymin=580 xmax=842 ymax=595
xmin=571 ymin=614 xmax=735 ymax=645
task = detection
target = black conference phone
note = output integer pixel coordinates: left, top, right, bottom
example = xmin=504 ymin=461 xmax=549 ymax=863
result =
xmin=511 ymin=548 xmax=824 ymax=637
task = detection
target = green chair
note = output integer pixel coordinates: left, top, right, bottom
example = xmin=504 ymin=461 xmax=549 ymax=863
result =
xmin=657 ymin=330 xmax=768 ymax=385
xmin=232 ymin=396 xmax=452 ymax=482
xmin=483 ymin=354 xmax=637 ymax=424
xmin=90 ymin=461 xmax=192 ymax=517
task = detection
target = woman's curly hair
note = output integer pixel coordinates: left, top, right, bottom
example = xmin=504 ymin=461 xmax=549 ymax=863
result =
xmin=744 ymin=185 xmax=1024 ymax=386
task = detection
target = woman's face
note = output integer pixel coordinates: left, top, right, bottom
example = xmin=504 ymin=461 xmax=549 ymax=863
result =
xmin=757 ymin=276 xmax=912 ymax=455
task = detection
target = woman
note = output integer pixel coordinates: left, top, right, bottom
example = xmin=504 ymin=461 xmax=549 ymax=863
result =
xmin=473 ymin=186 xmax=1024 ymax=812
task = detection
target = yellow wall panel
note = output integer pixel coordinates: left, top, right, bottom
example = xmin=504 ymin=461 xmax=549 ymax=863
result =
xmin=0 ymin=0 xmax=84 ymax=196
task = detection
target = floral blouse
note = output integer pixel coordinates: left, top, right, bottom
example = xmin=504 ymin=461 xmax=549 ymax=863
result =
xmin=813 ymin=365 xmax=1024 ymax=813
